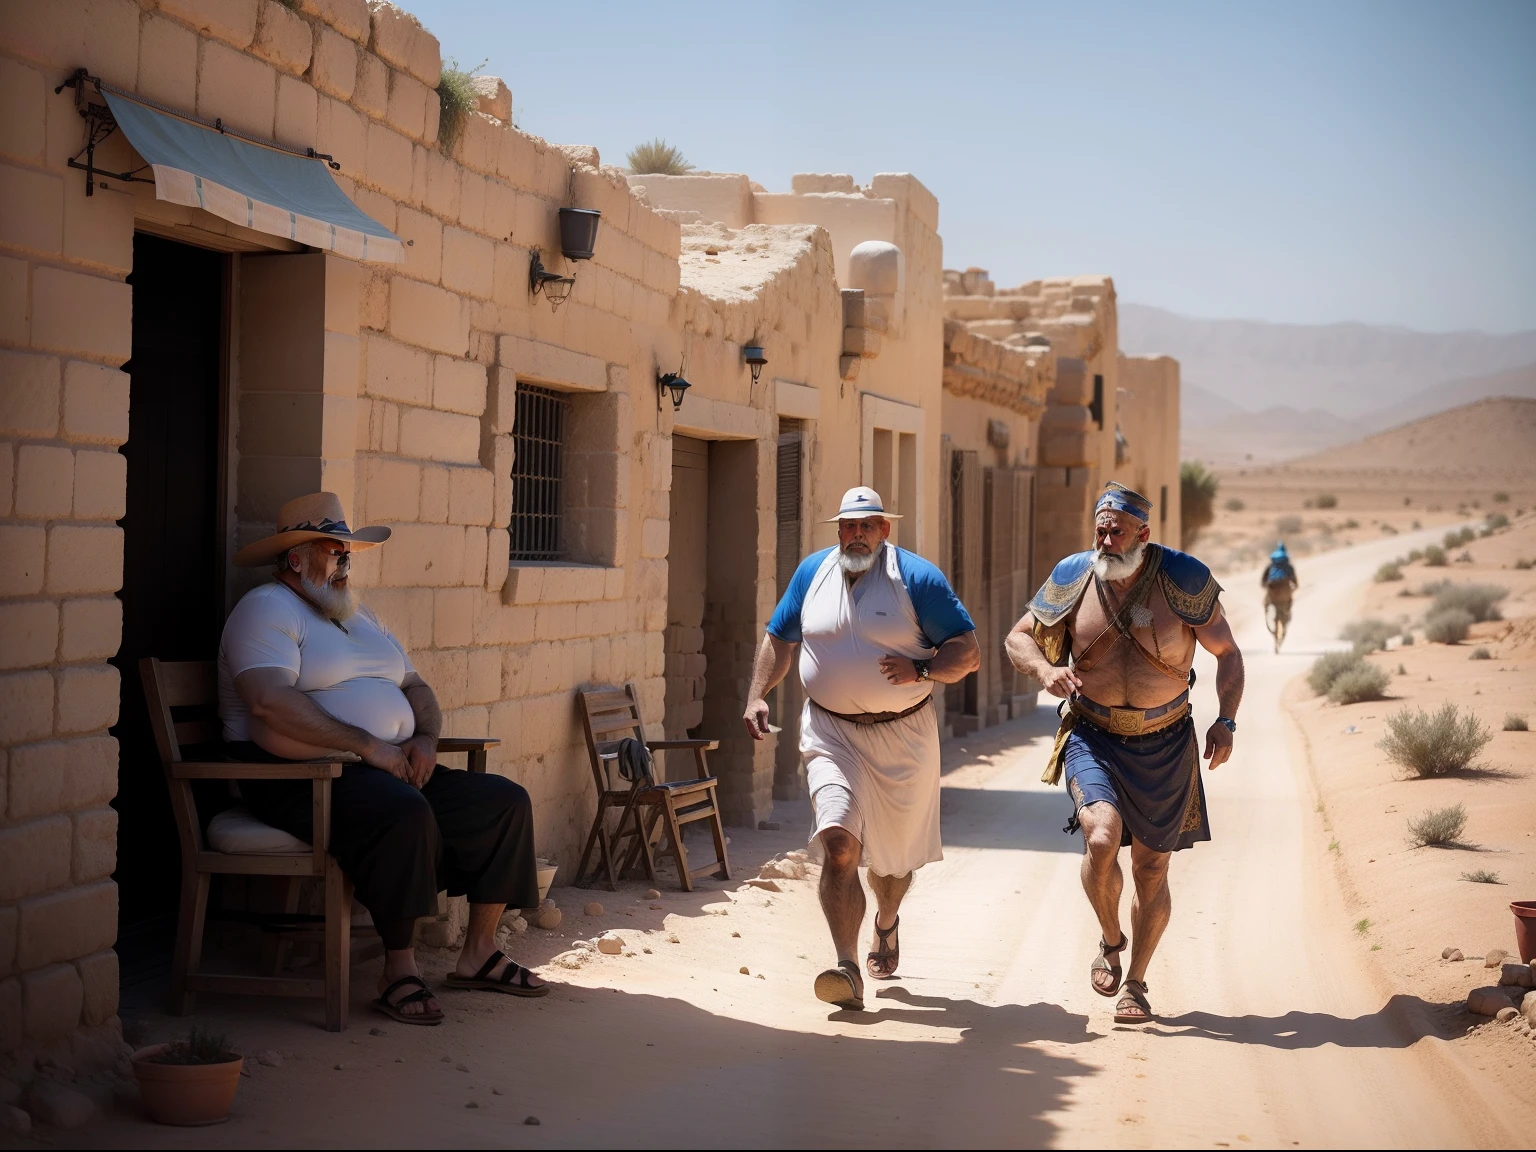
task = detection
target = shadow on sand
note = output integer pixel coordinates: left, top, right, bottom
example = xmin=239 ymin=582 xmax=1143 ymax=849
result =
xmin=1149 ymin=993 xmax=1465 ymax=1050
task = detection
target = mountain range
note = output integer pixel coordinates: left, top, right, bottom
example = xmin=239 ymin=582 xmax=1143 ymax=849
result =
xmin=1119 ymin=303 xmax=1536 ymax=462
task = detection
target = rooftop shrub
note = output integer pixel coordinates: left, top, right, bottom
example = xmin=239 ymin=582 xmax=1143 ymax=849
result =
xmin=626 ymin=138 xmax=695 ymax=175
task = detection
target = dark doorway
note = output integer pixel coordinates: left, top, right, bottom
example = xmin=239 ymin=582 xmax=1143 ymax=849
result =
xmin=111 ymin=234 xmax=227 ymax=951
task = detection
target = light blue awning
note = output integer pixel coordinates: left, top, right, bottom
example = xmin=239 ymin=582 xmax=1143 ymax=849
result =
xmin=105 ymin=91 xmax=404 ymax=263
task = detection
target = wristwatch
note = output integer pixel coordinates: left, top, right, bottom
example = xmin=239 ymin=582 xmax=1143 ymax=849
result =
xmin=1215 ymin=716 xmax=1237 ymax=733
xmin=913 ymin=659 xmax=931 ymax=682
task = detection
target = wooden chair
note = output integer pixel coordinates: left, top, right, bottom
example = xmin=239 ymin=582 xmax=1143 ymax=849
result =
xmin=140 ymin=657 xmax=498 ymax=1031
xmin=575 ymin=684 xmax=731 ymax=893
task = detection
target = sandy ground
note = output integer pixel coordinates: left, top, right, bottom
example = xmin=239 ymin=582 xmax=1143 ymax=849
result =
xmin=15 ymin=530 xmax=1536 ymax=1149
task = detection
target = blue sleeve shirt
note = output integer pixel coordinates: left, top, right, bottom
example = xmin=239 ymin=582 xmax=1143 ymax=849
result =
xmin=766 ymin=546 xmax=976 ymax=648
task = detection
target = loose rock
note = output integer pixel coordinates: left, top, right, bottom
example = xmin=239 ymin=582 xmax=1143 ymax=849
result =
xmin=369 ymin=1027 xmax=387 ymax=1037
xmin=645 ymin=889 xmax=661 ymax=900
xmin=1523 ymin=990 xmax=1536 ymax=1025
xmin=441 ymin=1055 xmax=453 ymax=1063
xmin=492 ymin=1088 xmax=503 ymax=1095
xmin=739 ymin=966 xmax=750 ymax=975
xmin=27 ymin=1082 xmax=95 ymax=1129
xmin=525 ymin=1115 xmax=541 ymax=1125
xmin=758 ymin=820 xmax=781 ymax=830
xmin=667 ymin=934 xmax=680 ymax=944
xmin=466 ymin=1101 xmax=479 ymax=1109
xmin=456 ymin=1063 xmax=470 ymax=1073
xmin=597 ymin=933 xmax=624 ymax=955
xmin=536 ymin=907 xmax=563 ymax=930
xmin=731 ymin=931 xmax=741 ymax=938
xmin=1485 ymin=948 xmax=1509 ymax=968
xmin=743 ymin=878 xmax=782 ymax=893
xmin=584 ymin=902 xmax=605 ymax=917
xmin=1441 ymin=946 xmax=1463 ymax=961
xmin=1468 ymin=986 xmax=1519 ymax=1015
xmin=257 ymin=1049 xmax=284 ymax=1067
xmin=1496 ymin=1006 xmax=1519 ymax=1023
xmin=649 ymin=904 xmax=663 ymax=910
xmin=1498 ymin=963 xmax=1535 ymax=988
xmin=334 ymin=1063 xmax=344 ymax=1070
xmin=758 ymin=858 xmax=808 ymax=881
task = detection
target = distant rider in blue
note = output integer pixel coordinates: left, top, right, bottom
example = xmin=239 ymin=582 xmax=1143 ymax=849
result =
xmin=1005 ymin=482 xmax=1245 ymax=1025
xmin=1261 ymin=543 xmax=1299 ymax=650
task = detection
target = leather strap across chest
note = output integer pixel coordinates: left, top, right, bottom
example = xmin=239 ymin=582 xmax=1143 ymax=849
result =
xmin=1072 ymin=564 xmax=1188 ymax=684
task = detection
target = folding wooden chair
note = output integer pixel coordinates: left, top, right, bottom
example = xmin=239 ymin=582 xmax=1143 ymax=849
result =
xmin=574 ymin=684 xmax=730 ymax=892
xmin=140 ymin=657 xmax=498 ymax=1031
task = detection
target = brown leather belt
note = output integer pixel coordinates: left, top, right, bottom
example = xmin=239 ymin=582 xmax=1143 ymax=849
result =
xmin=1071 ymin=690 xmax=1190 ymax=738
xmin=813 ymin=695 xmax=932 ymax=726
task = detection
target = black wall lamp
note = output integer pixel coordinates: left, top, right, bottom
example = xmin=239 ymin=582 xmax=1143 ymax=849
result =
xmin=657 ymin=369 xmax=692 ymax=412
xmin=529 ymin=250 xmax=574 ymax=312
xmin=744 ymin=344 xmax=767 ymax=386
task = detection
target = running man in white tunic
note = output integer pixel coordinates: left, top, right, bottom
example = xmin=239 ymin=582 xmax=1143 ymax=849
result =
xmin=743 ymin=486 xmax=979 ymax=1010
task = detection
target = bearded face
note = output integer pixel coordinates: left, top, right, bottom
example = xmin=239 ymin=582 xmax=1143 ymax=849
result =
xmin=837 ymin=516 xmax=889 ymax=575
xmin=287 ymin=541 xmax=357 ymax=621
xmin=1092 ymin=511 xmax=1149 ymax=582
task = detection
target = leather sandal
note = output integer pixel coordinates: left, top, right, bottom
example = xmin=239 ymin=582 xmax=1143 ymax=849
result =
xmin=372 ymin=975 xmax=444 ymax=1026
xmin=442 ymin=952 xmax=550 ymax=997
xmin=1091 ymin=934 xmax=1128 ymax=998
xmin=813 ymin=960 xmax=865 ymax=1011
xmin=1114 ymin=979 xmax=1153 ymax=1024
xmin=867 ymin=915 xmax=900 ymax=980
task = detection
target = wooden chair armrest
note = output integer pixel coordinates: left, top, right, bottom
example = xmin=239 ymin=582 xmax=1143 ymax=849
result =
xmin=435 ymin=737 xmax=501 ymax=752
xmin=646 ymin=739 xmax=720 ymax=751
xmin=170 ymin=761 xmax=344 ymax=780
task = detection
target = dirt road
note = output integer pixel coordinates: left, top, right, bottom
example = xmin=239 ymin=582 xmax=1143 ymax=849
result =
xmin=79 ymin=530 xmax=1525 ymax=1149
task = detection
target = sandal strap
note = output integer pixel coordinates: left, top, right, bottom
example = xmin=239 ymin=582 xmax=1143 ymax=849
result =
xmin=497 ymin=959 xmax=533 ymax=987
xmin=472 ymin=951 xmax=506 ymax=981
xmin=1101 ymin=935 xmax=1128 ymax=955
xmin=873 ymin=916 xmax=899 ymax=942
xmin=379 ymin=974 xmax=430 ymax=1002
xmin=393 ymin=987 xmax=437 ymax=1009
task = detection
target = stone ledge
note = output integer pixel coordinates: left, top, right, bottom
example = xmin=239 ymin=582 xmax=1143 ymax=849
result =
xmin=498 ymin=335 xmax=607 ymax=393
xmin=501 ymin=562 xmax=621 ymax=606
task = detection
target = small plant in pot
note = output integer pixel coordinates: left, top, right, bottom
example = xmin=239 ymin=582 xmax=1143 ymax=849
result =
xmin=132 ymin=1027 xmax=243 ymax=1126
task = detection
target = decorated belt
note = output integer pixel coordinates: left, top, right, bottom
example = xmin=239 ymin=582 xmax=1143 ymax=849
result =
xmin=1071 ymin=690 xmax=1190 ymax=738
xmin=813 ymin=695 xmax=932 ymax=726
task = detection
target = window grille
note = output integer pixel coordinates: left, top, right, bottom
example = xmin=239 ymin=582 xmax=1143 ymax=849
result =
xmin=509 ymin=383 xmax=569 ymax=561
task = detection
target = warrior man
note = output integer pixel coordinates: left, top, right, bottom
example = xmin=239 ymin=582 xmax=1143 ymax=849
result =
xmin=1005 ymin=482 xmax=1244 ymax=1024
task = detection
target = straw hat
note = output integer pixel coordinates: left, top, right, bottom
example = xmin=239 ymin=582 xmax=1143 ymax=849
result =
xmin=824 ymin=485 xmax=902 ymax=522
xmin=232 ymin=492 xmax=391 ymax=568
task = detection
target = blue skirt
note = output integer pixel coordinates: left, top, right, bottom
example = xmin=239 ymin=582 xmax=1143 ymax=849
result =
xmin=1063 ymin=715 xmax=1210 ymax=853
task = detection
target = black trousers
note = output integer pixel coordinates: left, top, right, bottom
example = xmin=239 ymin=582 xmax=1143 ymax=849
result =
xmin=229 ymin=744 xmax=539 ymax=949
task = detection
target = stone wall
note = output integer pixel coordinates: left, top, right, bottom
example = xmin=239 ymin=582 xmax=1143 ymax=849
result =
xmin=1116 ymin=354 xmax=1182 ymax=547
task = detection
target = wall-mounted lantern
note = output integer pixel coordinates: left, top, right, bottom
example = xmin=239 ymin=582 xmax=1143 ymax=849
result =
xmin=743 ymin=344 xmax=767 ymax=387
xmin=559 ymin=208 xmax=602 ymax=261
xmin=657 ymin=370 xmax=692 ymax=412
xmin=529 ymin=250 xmax=575 ymax=312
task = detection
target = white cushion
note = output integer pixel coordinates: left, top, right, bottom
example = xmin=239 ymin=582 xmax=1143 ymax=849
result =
xmin=207 ymin=806 xmax=311 ymax=856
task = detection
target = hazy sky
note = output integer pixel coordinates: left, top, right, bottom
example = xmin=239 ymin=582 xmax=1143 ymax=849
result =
xmin=404 ymin=1 xmax=1534 ymax=334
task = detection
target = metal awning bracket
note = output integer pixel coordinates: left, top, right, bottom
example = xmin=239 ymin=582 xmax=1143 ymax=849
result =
xmin=55 ymin=68 xmax=152 ymax=196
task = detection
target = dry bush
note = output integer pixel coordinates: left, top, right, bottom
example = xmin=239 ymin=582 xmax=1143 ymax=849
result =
xmin=1315 ymin=493 xmax=1338 ymax=509
xmin=1406 ymin=548 xmax=1424 ymax=563
xmin=437 ymin=59 xmax=484 ymax=153
xmin=1307 ymin=650 xmax=1362 ymax=696
xmin=1469 ymin=646 xmax=1491 ymax=660
xmin=1505 ymin=714 xmax=1529 ymax=732
xmin=1430 ymin=582 xmax=1506 ymax=622
xmin=1406 ymin=803 xmax=1467 ymax=848
xmin=1224 ymin=497 xmax=1245 ymax=512
xmin=1341 ymin=618 xmax=1397 ymax=654
xmin=1379 ymin=704 xmax=1492 ymax=777
xmin=1374 ymin=562 xmax=1403 ymax=582
xmin=1422 ymin=545 xmax=1448 ymax=567
xmin=1423 ymin=608 xmax=1473 ymax=644
xmin=1328 ymin=664 xmax=1390 ymax=705
xmin=1443 ymin=527 xmax=1476 ymax=549
xmin=1461 ymin=869 xmax=1501 ymax=883
xmin=1180 ymin=461 xmax=1218 ymax=548
xmin=626 ymin=138 xmax=694 ymax=175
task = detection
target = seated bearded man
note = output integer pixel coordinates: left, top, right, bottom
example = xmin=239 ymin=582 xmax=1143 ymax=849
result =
xmin=219 ymin=492 xmax=549 ymax=1025
xmin=1005 ymin=483 xmax=1244 ymax=1025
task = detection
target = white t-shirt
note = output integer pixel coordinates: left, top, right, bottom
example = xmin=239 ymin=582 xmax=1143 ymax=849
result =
xmin=218 ymin=582 xmax=418 ymax=745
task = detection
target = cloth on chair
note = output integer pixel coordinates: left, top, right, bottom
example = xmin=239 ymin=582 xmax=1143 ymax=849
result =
xmin=206 ymin=805 xmax=310 ymax=855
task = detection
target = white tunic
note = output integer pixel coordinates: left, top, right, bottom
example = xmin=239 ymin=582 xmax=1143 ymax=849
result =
xmin=796 ymin=545 xmax=944 ymax=876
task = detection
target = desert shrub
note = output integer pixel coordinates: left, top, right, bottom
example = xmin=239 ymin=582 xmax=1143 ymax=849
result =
xmin=1341 ymin=618 xmax=1397 ymax=653
xmin=1493 ymin=491 xmax=1510 ymax=503
xmin=1418 ymin=579 xmax=1450 ymax=596
xmin=1461 ymin=869 xmax=1501 ymax=883
xmin=1406 ymin=803 xmax=1467 ymax=848
xmin=1180 ymin=461 xmax=1219 ymax=549
xmin=436 ymin=59 xmax=485 ymax=153
xmin=1379 ymin=704 xmax=1492 ymax=777
xmin=1406 ymin=548 xmax=1424 ymax=563
xmin=1505 ymin=713 xmax=1529 ymax=732
xmin=1397 ymin=662 xmax=1407 ymax=674
xmin=1422 ymin=545 xmax=1448 ymax=567
xmin=1316 ymin=493 xmax=1338 ymax=509
xmin=1342 ymin=518 xmax=1359 ymax=529
xmin=1422 ymin=608 xmax=1473 ymax=644
xmin=1329 ymin=663 xmax=1390 ymax=704
xmin=1411 ymin=519 xmax=1422 ymax=529
xmin=1430 ymin=582 xmax=1506 ymax=622
xmin=1469 ymin=646 xmax=1491 ymax=660
xmin=1224 ymin=497 xmax=1245 ymax=512
xmin=1516 ymin=558 xmax=1534 ymax=571
xmin=1443 ymin=527 xmax=1476 ymax=549
xmin=1374 ymin=562 xmax=1403 ymax=582
xmin=1484 ymin=512 xmax=1510 ymax=531
xmin=1307 ymin=650 xmax=1362 ymax=696
xmin=1399 ymin=632 xmax=1413 ymax=645
xmin=1456 ymin=549 xmax=1474 ymax=563
xmin=626 ymin=138 xmax=694 ymax=175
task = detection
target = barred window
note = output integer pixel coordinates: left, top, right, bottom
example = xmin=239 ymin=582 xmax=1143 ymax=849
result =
xmin=509 ymin=383 xmax=569 ymax=561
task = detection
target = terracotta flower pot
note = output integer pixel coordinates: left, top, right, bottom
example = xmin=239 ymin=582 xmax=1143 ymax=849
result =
xmin=132 ymin=1045 xmax=243 ymax=1126
xmin=1513 ymin=901 xmax=1536 ymax=964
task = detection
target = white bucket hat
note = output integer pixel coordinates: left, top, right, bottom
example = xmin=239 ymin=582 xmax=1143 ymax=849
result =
xmin=824 ymin=485 xmax=902 ymax=522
